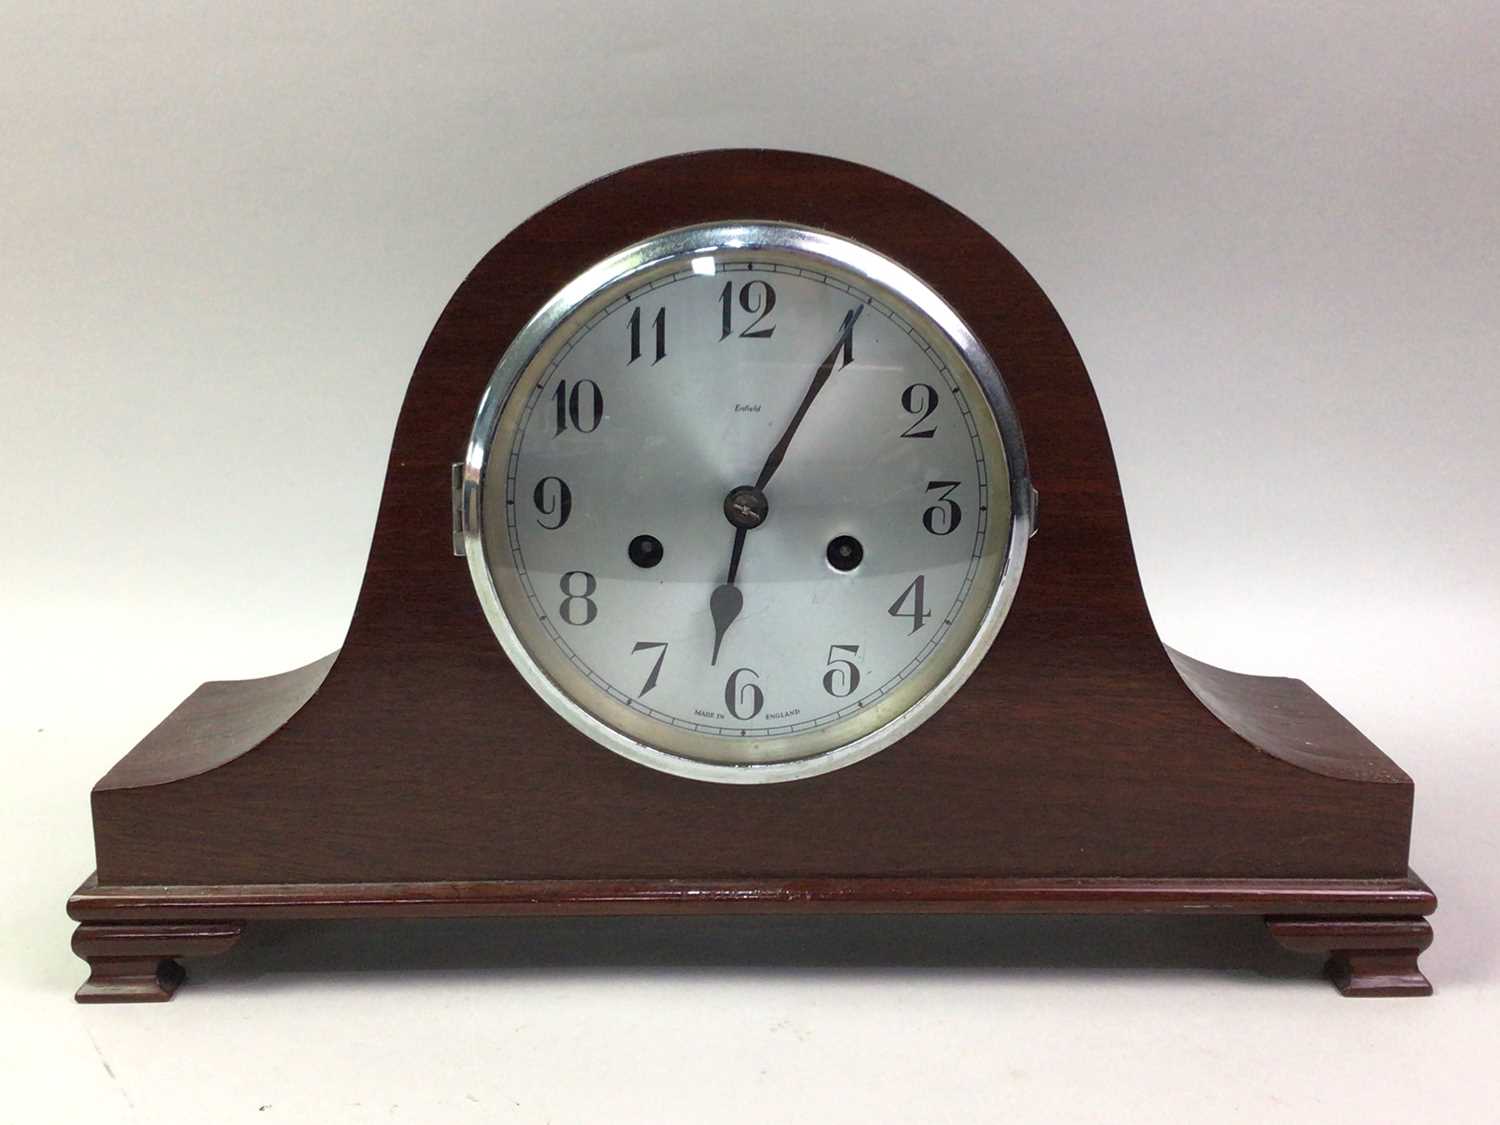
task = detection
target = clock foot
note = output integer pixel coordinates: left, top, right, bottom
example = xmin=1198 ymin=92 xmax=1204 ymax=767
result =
xmin=1265 ymin=916 xmax=1433 ymax=997
xmin=72 ymin=921 xmax=243 ymax=1004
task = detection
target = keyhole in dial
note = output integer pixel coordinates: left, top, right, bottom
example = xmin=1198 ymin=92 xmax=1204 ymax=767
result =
xmin=827 ymin=535 xmax=863 ymax=572
xmin=628 ymin=534 xmax=664 ymax=569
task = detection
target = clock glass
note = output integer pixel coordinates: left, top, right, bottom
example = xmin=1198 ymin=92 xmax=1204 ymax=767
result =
xmin=461 ymin=223 xmax=1032 ymax=782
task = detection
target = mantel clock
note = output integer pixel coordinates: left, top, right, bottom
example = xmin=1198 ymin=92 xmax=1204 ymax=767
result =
xmin=67 ymin=150 xmax=1435 ymax=1001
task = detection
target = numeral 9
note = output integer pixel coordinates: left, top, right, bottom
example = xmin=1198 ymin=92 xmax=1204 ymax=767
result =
xmin=533 ymin=476 xmax=571 ymax=529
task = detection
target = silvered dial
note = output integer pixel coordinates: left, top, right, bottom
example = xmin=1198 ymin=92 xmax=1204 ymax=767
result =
xmin=462 ymin=223 xmax=1032 ymax=783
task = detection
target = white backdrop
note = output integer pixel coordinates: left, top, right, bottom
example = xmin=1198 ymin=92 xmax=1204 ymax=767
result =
xmin=3 ymin=3 xmax=1497 ymax=1122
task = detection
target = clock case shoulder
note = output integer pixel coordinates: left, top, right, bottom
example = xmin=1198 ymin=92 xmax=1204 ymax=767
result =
xmin=69 ymin=149 xmax=1433 ymax=999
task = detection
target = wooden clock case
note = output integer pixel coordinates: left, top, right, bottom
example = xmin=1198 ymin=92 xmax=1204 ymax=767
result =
xmin=67 ymin=149 xmax=1434 ymax=1001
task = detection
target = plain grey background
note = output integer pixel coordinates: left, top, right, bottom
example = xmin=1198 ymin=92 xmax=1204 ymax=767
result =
xmin=3 ymin=3 xmax=1497 ymax=1121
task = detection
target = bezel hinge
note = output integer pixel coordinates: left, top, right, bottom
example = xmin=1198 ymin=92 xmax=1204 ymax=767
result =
xmin=451 ymin=462 xmax=465 ymax=557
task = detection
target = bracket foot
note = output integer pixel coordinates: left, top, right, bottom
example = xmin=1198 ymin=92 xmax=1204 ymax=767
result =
xmin=72 ymin=921 xmax=243 ymax=1003
xmin=1266 ymin=916 xmax=1433 ymax=997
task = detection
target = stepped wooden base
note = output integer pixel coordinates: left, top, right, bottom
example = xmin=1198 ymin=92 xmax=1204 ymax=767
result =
xmin=1265 ymin=916 xmax=1434 ymax=996
xmin=68 ymin=870 xmax=1434 ymax=1002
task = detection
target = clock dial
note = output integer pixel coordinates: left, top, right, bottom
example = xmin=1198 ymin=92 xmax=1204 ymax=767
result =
xmin=464 ymin=223 xmax=1032 ymax=782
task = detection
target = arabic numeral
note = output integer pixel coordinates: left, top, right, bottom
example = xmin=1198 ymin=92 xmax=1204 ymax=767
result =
xmin=719 ymin=279 xmax=777 ymax=339
xmin=558 ymin=570 xmax=597 ymax=626
xmin=922 ymin=481 xmax=963 ymax=535
xmin=887 ymin=575 xmax=931 ymax=634
xmin=900 ymin=383 xmax=938 ymax=438
xmin=553 ymin=379 xmax=603 ymax=435
xmin=631 ymin=641 xmax=668 ymax=697
xmin=628 ymin=305 xmax=666 ymax=364
xmin=724 ymin=667 xmax=764 ymax=720
xmin=532 ymin=476 xmax=571 ymax=529
xmin=822 ymin=645 xmax=861 ymax=698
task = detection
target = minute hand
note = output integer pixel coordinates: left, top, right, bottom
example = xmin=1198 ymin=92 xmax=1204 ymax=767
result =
xmin=753 ymin=305 xmax=863 ymax=491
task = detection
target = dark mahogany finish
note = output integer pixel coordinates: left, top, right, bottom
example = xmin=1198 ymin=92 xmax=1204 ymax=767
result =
xmin=68 ymin=150 xmax=1434 ymax=999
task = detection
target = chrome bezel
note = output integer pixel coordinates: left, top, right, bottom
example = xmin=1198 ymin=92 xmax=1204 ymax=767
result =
xmin=463 ymin=222 xmax=1034 ymax=784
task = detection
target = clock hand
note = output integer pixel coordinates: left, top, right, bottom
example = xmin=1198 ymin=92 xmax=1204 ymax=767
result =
xmin=725 ymin=522 xmax=749 ymax=586
xmin=709 ymin=572 xmax=743 ymax=667
xmin=708 ymin=493 xmax=760 ymax=665
xmin=707 ymin=307 xmax=861 ymax=666
xmin=753 ymin=304 xmax=862 ymax=491
xmin=709 ymin=521 xmax=751 ymax=665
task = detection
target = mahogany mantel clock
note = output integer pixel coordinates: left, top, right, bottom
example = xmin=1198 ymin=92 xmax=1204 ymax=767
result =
xmin=67 ymin=150 xmax=1435 ymax=1000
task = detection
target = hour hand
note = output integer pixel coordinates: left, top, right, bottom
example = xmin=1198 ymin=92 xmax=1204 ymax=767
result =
xmin=708 ymin=506 xmax=754 ymax=665
xmin=709 ymin=582 xmax=743 ymax=666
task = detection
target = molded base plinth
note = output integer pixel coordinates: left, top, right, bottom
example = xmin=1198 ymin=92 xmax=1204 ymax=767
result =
xmin=69 ymin=871 xmax=1434 ymax=1001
